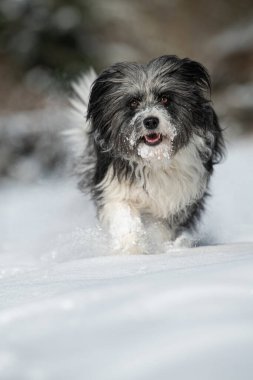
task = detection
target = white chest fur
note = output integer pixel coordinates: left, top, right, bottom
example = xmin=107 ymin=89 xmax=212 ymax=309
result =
xmin=99 ymin=135 xmax=208 ymax=220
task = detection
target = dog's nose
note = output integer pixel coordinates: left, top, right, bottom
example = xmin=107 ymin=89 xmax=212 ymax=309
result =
xmin=143 ymin=117 xmax=159 ymax=130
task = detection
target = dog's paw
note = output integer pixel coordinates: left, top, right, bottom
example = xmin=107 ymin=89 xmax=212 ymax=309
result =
xmin=112 ymin=235 xmax=147 ymax=255
xmin=173 ymin=233 xmax=197 ymax=249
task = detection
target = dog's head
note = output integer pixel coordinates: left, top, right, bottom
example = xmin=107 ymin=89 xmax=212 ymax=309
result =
xmin=87 ymin=55 xmax=211 ymax=163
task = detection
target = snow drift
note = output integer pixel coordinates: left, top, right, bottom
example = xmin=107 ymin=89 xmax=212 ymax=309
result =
xmin=0 ymin=138 xmax=253 ymax=380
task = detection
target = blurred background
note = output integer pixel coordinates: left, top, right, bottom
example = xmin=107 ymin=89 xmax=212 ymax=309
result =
xmin=0 ymin=0 xmax=253 ymax=181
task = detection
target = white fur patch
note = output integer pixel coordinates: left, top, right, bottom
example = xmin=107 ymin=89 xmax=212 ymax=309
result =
xmin=137 ymin=139 xmax=173 ymax=160
xmin=99 ymin=134 xmax=208 ymax=220
xmin=100 ymin=201 xmax=146 ymax=254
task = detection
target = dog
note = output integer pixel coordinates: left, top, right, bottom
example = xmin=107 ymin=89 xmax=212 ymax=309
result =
xmin=69 ymin=55 xmax=224 ymax=254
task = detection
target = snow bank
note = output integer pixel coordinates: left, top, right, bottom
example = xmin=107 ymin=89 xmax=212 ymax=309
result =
xmin=0 ymin=138 xmax=253 ymax=379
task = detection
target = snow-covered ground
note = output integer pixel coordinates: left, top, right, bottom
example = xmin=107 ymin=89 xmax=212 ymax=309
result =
xmin=0 ymin=138 xmax=253 ymax=380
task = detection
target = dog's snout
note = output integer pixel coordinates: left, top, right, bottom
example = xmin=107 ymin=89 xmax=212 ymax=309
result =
xmin=143 ymin=117 xmax=159 ymax=130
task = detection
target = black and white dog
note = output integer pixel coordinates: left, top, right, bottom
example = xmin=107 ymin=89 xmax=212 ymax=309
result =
xmin=69 ymin=55 xmax=224 ymax=254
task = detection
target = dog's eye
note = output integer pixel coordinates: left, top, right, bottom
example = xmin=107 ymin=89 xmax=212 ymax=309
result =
xmin=129 ymin=99 xmax=140 ymax=109
xmin=160 ymin=96 xmax=169 ymax=106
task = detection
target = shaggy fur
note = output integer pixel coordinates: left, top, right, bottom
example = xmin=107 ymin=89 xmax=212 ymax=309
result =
xmin=69 ymin=55 xmax=224 ymax=254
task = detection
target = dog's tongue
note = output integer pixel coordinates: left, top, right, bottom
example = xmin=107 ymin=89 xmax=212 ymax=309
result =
xmin=144 ymin=133 xmax=161 ymax=144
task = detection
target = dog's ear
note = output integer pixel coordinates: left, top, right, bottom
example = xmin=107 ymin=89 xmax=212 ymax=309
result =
xmin=152 ymin=55 xmax=211 ymax=95
xmin=87 ymin=71 xmax=112 ymax=121
xmin=178 ymin=58 xmax=211 ymax=94
xmin=87 ymin=64 xmax=126 ymax=122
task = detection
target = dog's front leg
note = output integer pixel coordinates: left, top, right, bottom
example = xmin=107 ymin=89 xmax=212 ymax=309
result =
xmin=99 ymin=202 xmax=146 ymax=254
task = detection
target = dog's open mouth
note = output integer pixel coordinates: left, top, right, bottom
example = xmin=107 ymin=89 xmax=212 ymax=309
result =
xmin=142 ymin=133 xmax=162 ymax=146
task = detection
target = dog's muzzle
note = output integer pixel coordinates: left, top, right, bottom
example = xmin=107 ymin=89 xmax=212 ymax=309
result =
xmin=142 ymin=117 xmax=162 ymax=146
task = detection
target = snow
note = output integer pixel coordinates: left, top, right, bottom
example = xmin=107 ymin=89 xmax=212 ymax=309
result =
xmin=1 ymin=138 xmax=253 ymax=379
